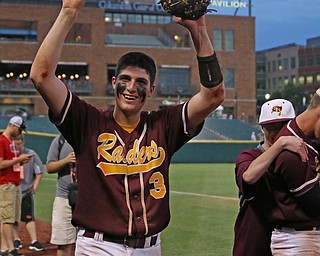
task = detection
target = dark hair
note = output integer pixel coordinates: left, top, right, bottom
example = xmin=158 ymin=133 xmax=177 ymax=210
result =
xmin=115 ymin=52 xmax=157 ymax=86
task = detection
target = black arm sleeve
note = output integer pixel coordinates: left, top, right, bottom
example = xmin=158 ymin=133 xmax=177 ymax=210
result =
xmin=295 ymin=185 xmax=320 ymax=218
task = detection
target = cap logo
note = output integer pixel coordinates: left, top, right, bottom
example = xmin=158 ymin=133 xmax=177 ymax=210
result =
xmin=271 ymin=105 xmax=282 ymax=116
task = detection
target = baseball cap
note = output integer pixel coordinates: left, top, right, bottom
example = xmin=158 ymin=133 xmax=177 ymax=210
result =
xmin=259 ymin=99 xmax=295 ymax=125
xmin=9 ymin=116 xmax=27 ymax=132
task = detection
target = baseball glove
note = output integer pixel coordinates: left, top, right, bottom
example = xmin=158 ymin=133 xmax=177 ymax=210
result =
xmin=158 ymin=0 xmax=216 ymax=20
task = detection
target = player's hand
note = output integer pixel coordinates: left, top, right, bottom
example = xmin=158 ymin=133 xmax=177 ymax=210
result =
xmin=280 ymin=136 xmax=308 ymax=162
xmin=19 ymin=153 xmax=34 ymax=164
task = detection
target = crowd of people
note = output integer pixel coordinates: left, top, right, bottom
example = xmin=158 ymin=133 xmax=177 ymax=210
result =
xmin=1 ymin=0 xmax=320 ymax=255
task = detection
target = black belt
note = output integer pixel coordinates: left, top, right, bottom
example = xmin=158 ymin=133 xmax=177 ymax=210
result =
xmin=82 ymin=230 xmax=158 ymax=248
xmin=276 ymin=227 xmax=320 ymax=231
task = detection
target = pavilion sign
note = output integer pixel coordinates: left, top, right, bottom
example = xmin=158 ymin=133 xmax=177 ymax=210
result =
xmin=98 ymin=1 xmax=248 ymax=12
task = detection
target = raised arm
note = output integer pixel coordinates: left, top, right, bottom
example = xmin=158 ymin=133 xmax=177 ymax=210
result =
xmin=30 ymin=0 xmax=86 ymax=117
xmin=175 ymin=16 xmax=225 ymax=129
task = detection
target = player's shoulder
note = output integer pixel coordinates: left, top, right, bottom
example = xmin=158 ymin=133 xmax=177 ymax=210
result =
xmin=236 ymin=147 xmax=262 ymax=163
xmin=24 ymin=147 xmax=35 ymax=154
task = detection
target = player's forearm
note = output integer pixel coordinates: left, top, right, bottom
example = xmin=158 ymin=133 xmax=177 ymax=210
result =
xmin=33 ymin=174 xmax=43 ymax=192
xmin=189 ymin=24 xmax=213 ymax=57
xmin=0 ymin=157 xmax=25 ymax=170
xmin=243 ymin=141 xmax=284 ymax=184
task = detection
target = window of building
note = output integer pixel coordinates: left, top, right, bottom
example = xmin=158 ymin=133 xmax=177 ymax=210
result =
xmin=306 ymin=55 xmax=314 ymax=66
xmin=317 ymin=74 xmax=320 ymax=83
xmin=56 ymin=63 xmax=92 ymax=93
xmin=278 ymin=60 xmax=283 ymax=71
xmin=284 ymin=76 xmax=289 ymax=85
xmin=105 ymin=13 xmax=171 ymax=24
xmin=272 ymin=78 xmax=276 ymax=88
xmin=316 ymin=54 xmax=320 ymax=65
xmin=213 ymin=29 xmax=222 ymax=50
xmin=278 ymin=77 xmax=283 ymax=88
xmin=267 ymin=62 xmax=271 ymax=72
xmin=298 ymin=76 xmax=305 ymax=85
xmin=106 ymin=64 xmax=116 ymax=95
xmin=272 ymin=61 xmax=276 ymax=72
xmin=213 ymin=29 xmax=234 ymax=51
xmin=224 ymin=68 xmax=235 ymax=88
xmin=266 ymin=79 xmax=271 ymax=92
xmin=291 ymin=75 xmax=296 ymax=85
xmin=225 ymin=30 xmax=234 ymax=51
xmin=0 ymin=62 xmax=92 ymax=95
xmin=158 ymin=66 xmax=195 ymax=96
xmin=299 ymin=56 xmax=305 ymax=67
xmin=283 ymin=58 xmax=289 ymax=70
xmin=0 ymin=20 xmax=37 ymax=42
xmin=306 ymin=75 xmax=313 ymax=84
xmin=290 ymin=57 xmax=296 ymax=69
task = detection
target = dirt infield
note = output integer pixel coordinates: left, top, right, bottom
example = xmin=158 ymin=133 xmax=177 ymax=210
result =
xmin=0 ymin=220 xmax=75 ymax=256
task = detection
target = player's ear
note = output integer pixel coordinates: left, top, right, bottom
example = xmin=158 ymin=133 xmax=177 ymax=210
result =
xmin=149 ymin=84 xmax=155 ymax=94
xmin=111 ymin=76 xmax=116 ymax=89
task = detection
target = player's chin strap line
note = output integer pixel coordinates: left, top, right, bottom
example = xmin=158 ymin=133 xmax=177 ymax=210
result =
xmin=197 ymin=52 xmax=223 ymax=88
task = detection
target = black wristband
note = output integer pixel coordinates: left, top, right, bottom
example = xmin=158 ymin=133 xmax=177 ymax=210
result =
xmin=197 ymin=53 xmax=223 ymax=88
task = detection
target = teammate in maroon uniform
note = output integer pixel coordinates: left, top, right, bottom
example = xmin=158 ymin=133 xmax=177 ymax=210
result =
xmin=264 ymin=89 xmax=320 ymax=255
xmin=233 ymin=99 xmax=307 ymax=256
xmin=30 ymin=0 xmax=225 ymax=254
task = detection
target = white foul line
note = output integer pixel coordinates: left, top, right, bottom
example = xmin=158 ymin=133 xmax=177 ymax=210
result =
xmin=171 ymin=190 xmax=238 ymax=202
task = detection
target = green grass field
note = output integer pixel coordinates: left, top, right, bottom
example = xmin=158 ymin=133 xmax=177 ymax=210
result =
xmin=35 ymin=163 xmax=239 ymax=256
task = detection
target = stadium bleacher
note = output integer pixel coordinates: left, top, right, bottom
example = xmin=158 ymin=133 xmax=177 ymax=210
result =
xmin=193 ymin=118 xmax=261 ymax=141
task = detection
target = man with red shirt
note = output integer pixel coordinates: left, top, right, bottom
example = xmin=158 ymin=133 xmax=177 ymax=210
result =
xmin=0 ymin=116 xmax=34 ymax=256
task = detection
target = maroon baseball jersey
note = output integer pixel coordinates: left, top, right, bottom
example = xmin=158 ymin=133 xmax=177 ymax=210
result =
xmin=233 ymin=145 xmax=273 ymax=256
xmin=0 ymin=134 xmax=21 ymax=186
xmin=50 ymin=91 xmax=202 ymax=237
xmin=264 ymin=119 xmax=320 ymax=229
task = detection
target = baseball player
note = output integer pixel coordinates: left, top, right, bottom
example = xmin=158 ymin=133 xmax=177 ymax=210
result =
xmin=29 ymin=0 xmax=225 ymax=255
xmin=233 ymin=99 xmax=308 ymax=256
xmin=263 ymin=89 xmax=320 ymax=255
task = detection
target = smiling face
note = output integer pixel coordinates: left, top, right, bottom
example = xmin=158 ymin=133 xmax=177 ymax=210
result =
xmin=112 ymin=66 xmax=154 ymax=122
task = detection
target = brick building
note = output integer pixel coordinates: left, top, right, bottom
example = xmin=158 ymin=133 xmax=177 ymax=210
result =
xmin=0 ymin=1 xmax=256 ymax=123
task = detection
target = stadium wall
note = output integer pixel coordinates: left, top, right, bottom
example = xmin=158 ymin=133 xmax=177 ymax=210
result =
xmin=172 ymin=140 xmax=257 ymax=163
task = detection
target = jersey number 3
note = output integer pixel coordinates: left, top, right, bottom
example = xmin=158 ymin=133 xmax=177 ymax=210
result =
xmin=149 ymin=172 xmax=166 ymax=199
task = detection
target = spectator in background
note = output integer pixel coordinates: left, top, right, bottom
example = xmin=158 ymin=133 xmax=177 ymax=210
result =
xmin=250 ymin=131 xmax=256 ymax=140
xmin=46 ymin=135 xmax=76 ymax=256
xmin=10 ymin=135 xmax=45 ymax=252
xmin=0 ymin=116 xmax=34 ymax=256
